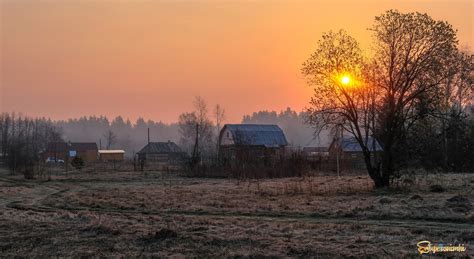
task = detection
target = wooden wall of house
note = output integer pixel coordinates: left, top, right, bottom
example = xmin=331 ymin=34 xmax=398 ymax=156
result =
xmin=99 ymin=153 xmax=124 ymax=162
xmin=219 ymin=145 xmax=285 ymax=166
xmin=138 ymin=152 xmax=184 ymax=166
xmin=77 ymin=150 xmax=98 ymax=163
xmin=219 ymin=128 xmax=234 ymax=145
xmin=145 ymin=153 xmax=169 ymax=163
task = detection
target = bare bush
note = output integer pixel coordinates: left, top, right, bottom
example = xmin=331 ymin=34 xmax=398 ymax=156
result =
xmin=183 ymin=150 xmax=311 ymax=179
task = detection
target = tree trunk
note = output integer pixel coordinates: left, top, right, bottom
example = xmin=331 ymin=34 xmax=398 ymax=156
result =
xmin=367 ymin=166 xmax=384 ymax=188
xmin=361 ymin=149 xmax=384 ymax=188
xmin=380 ymin=149 xmax=392 ymax=187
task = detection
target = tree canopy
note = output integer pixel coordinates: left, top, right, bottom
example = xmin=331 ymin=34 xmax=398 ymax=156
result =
xmin=302 ymin=10 xmax=472 ymax=187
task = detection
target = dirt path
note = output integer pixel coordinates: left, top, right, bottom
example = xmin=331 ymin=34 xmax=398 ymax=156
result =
xmin=0 ymin=179 xmax=62 ymax=207
xmin=0 ymin=170 xmax=92 ymax=212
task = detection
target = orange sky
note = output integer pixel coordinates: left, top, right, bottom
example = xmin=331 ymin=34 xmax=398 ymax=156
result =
xmin=1 ymin=0 xmax=472 ymax=123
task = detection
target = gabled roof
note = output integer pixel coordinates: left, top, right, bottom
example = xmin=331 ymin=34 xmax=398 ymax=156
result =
xmin=221 ymin=124 xmax=288 ymax=147
xmin=337 ymin=137 xmax=383 ymax=152
xmin=46 ymin=142 xmax=98 ymax=152
xmin=70 ymin=142 xmax=98 ymax=151
xmin=98 ymin=150 xmax=125 ymax=154
xmin=137 ymin=142 xmax=182 ymax=154
xmin=46 ymin=142 xmax=69 ymax=152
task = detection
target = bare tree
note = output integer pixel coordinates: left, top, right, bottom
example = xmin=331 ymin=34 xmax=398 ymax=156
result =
xmin=178 ymin=112 xmax=199 ymax=155
xmin=370 ymin=10 xmax=458 ymax=186
xmin=446 ymin=50 xmax=474 ymax=111
xmin=437 ymin=50 xmax=473 ymax=169
xmin=0 ymin=112 xmax=63 ymax=178
xmin=0 ymin=113 xmax=11 ymax=158
xmin=302 ymin=30 xmax=381 ymax=185
xmin=303 ymin=10 xmax=460 ymax=187
xmin=194 ymin=96 xmax=208 ymax=126
xmin=178 ymin=96 xmax=215 ymax=163
xmin=213 ymin=104 xmax=226 ymax=155
xmin=213 ymin=104 xmax=226 ymax=134
xmin=103 ymin=130 xmax=117 ymax=150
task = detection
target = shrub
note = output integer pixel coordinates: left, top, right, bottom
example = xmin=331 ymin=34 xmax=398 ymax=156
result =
xmin=284 ymin=151 xmax=310 ymax=177
xmin=183 ymin=150 xmax=312 ymax=179
xmin=71 ymin=156 xmax=85 ymax=170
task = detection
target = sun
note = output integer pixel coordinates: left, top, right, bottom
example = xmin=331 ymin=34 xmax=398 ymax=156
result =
xmin=341 ymin=75 xmax=351 ymax=85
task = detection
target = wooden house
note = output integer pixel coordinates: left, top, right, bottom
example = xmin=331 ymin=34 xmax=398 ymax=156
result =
xmin=43 ymin=142 xmax=69 ymax=161
xmin=218 ymin=124 xmax=288 ymax=165
xmin=329 ymin=136 xmax=382 ymax=170
xmin=43 ymin=142 xmax=98 ymax=163
xmin=69 ymin=142 xmax=99 ymax=163
xmin=137 ymin=141 xmax=184 ymax=165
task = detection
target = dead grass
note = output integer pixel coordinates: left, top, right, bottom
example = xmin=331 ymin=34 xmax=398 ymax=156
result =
xmin=0 ymin=169 xmax=472 ymax=257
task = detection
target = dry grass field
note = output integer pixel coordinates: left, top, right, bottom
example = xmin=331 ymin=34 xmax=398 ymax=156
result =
xmin=0 ymin=169 xmax=472 ymax=257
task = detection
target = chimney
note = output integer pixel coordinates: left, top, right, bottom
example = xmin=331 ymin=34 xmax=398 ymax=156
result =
xmin=147 ymin=128 xmax=150 ymax=144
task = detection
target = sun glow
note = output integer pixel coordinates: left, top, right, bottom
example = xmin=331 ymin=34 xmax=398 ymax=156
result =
xmin=341 ymin=75 xmax=351 ymax=85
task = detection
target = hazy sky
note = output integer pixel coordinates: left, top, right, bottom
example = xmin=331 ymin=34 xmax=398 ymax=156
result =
xmin=1 ymin=0 xmax=472 ymax=123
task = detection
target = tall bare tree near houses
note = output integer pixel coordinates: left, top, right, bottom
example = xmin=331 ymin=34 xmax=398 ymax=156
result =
xmin=178 ymin=97 xmax=215 ymax=164
xmin=437 ymin=50 xmax=473 ymax=170
xmin=302 ymin=10 xmax=471 ymax=187
xmin=213 ymin=104 xmax=226 ymax=157
xmin=103 ymin=130 xmax=117 ymax=150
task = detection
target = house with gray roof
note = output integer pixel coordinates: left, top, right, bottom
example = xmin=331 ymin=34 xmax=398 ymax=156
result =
xmin=329 ymin=136 xmax=383 ymax=170
xmin=218 ymin=124 xmax=288 ymax=165
xmin=137 ymin=141 xmax=185 ymax=165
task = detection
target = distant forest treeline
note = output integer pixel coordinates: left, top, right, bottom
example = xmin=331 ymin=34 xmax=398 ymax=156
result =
xmin=56 ymin=116 xmax=180 ymax=156
xmin=51 ymin=107 xmax=328 ymax=156
xmin=1 ymin=105 xmax=473 ymax=175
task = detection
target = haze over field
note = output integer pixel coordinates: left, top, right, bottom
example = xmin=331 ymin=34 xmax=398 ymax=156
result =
xmin=1 ymin=0 xmax=472 ymax=123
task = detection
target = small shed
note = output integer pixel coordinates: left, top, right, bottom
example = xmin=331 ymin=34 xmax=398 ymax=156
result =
xmin=218 ymin=124 xmax=288 ymax=164
xmin=137 ymin=141 xmax=184 ymax=165
xmin=98 ymin=150 xmax=125 ymax=162
xmin=329 ymin=136 xmax=383 ymax=170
